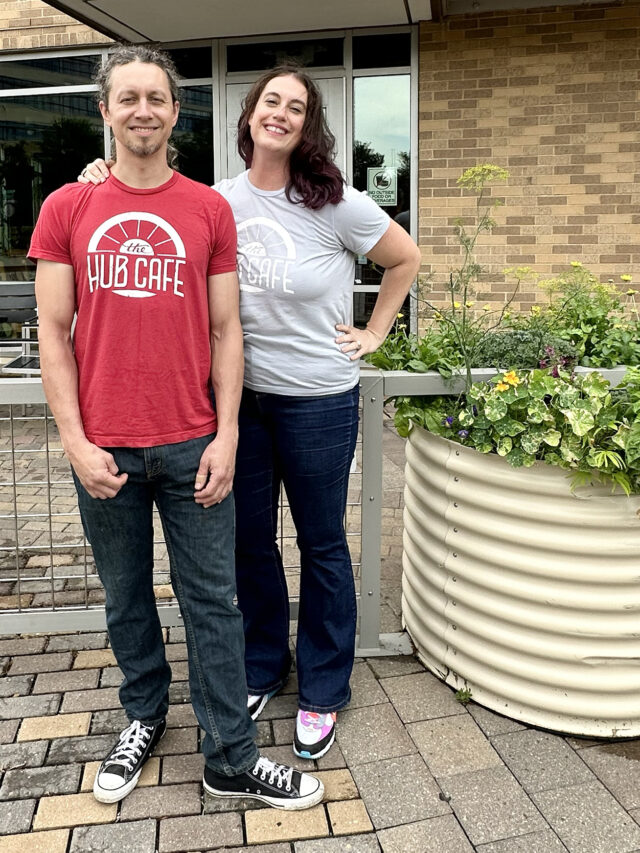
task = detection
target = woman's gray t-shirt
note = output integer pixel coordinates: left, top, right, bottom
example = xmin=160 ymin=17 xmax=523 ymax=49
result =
xmin=214 ymin=170 xmax=389 ymax=396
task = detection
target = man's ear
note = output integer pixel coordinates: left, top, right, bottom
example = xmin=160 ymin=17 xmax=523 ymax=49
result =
xmin=172 ymin=100 xmax=180 ymax=128
xmin=99 ymin=101 xmax=111 ymax=124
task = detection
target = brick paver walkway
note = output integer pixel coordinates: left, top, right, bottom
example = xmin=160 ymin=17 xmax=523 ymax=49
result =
xmin=1 ymin=417 xmax=640 ymax=851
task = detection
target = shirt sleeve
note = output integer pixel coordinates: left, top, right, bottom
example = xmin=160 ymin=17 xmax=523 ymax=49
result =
xmin=332 ymin=186 xmax=391 ymax=257
xmin=207 ymin=192 xmax=238 ymax=276
xmin=28 ymin=186 xmax=74 ymax=266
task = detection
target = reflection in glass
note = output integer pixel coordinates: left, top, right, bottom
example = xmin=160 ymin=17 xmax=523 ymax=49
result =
xmin=0 ymin=56 xmax=100 ymax=90
xmin=227 ymin=38 xmax=343 ymax=73
xmin=0 ymin=94 xmax=104 ymax=298
xmin=167 ymin=47 xmax=212 ymax=80
xmin=352 ymin=75 xmax=411 ymax=325
xmin=173 ymin=85 xmax=213 ymax=185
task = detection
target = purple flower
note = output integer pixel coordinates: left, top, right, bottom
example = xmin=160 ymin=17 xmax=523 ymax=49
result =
xmin=551 ymin=366 xmax=559 ymax=378
xmin=545 ymin=345 xmax=555 ymax=356
xmin=458 ymin=429 xmax=469 ymax=438
xmin=442 ymin=416 xmax=454 ymax=427
xmin=472 ymin=405 xmax=478 ymax=416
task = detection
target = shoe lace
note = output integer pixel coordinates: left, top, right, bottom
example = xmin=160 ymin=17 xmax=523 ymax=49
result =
xmin=252 ymin=755 xmax=294 ymax=791
xmin=106 ymin=720 xmax=153 ymax=772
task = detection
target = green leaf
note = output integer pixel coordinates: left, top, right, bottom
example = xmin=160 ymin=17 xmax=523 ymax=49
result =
xmin=496 ymin=436 xmax=513 ymax=456
xmin=494 ymin=418 xmax=526 ymax=437
xmin=562 ymin=405 xmax=595 ymax=437
xmin=542 ymin=429 xmax=562 ymax=447
xmin=520 ymin=433 xmax=541 ymax=454
xmin=484 ymin=396 xmax=508 ymax=421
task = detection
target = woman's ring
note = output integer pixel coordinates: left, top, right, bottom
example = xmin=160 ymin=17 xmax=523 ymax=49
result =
xmin=355 ymin=340 xmax=362 ymax=350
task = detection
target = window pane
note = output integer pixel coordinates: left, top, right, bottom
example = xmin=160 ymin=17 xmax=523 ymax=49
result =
xmin=352 ymin=75 xmax=411 ymax=324
xmin=173 ymin=85 xmax=213 ymax=185
xmin=0 ymin=94 xmax=104 ymax=300
xmin=353 ymin=33 xmax=411 ymax=69
xmin=227 ymin=38 xmax=343 ymax=73
xmin=166 ymin=47 xmax=212 ymax=80
xmin=0 ymin=56 xmax=100 ymax=90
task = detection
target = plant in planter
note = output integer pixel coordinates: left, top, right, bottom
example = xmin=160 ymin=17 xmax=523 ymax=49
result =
xmin=376 ymin=165 xmax=640 ymax=736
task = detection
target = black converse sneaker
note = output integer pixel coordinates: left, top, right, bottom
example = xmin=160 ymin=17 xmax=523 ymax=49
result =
xmin=93 ymin=718 xmax=166 ymax=803
xmin=203 ymin=754 xmax=324 ymax=810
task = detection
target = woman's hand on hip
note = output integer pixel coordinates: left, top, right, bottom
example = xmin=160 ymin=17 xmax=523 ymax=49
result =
xmin=335 ymin=325 xmax=383 ymax=361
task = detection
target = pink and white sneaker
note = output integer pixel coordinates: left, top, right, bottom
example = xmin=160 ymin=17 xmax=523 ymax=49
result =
xmin=293 ymin=710 xmax=337 ymax=759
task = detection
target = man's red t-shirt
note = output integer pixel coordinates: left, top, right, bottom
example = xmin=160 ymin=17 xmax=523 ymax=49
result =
xmin=29 ymin=171 xmax=237 ymax=447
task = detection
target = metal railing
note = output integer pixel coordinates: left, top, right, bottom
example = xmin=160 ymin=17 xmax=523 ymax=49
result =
xmin=0 ymin=367 xmax=627 ymax=653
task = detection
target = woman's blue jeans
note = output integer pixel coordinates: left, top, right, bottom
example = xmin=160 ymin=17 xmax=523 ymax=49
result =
xmin=73 ymin=434 xmax=258 ymax=776
xmin=234 ymin=385 xmax=359 ymax=713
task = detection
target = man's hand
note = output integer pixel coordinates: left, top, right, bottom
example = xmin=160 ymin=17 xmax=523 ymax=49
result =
xmin=67 ymin=441 xmax=128 ymax=499
xmin=194 ymin=434 xmax=238 ymax=508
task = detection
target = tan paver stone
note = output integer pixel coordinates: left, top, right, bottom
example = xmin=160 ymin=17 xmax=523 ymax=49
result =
xmin=0 ymin=595 xmax=33 ymax=610
xmin=73 ymin=650 xmax=117 ymax=669
xmin=33 ymin=792 xmax=117 ymax=830
xmin=154 ymin=584 xmax=175 ymax=600
xmin=316 ymin=769 xmax=359 ymax=802
xmin=408 ymin=715 xmax=503 ymax=777
xmin=0 ymin=828 xmax=69 ymax=853
xmin=245 ymin=804 xmax=328 ymax=844
xmin=26 ymin=554 xmax=71 ymax=568
xmin=327 ymin=799 xmax=373 ymax=835
xmin=81 ymin=757 xmax=160 ymax=791
xmin=18 ymin=712 xmax=91 ymax=742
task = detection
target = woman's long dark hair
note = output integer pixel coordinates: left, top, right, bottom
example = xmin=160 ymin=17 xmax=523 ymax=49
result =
xmin=237 ymin=64 xmax=344 ymax=210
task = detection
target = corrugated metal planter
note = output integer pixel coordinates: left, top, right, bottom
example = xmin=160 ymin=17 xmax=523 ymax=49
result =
xmin=403 ymin=426 xmax=640 ymax=737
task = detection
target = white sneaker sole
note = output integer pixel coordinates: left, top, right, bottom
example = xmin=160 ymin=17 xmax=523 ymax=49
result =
xmin=203 ymin=776 xmax=324 ymax=811
xmin=93 ymin=767 xmax=142 ymax=804
xmin=293 ymin=727 xmax=336 ymax=760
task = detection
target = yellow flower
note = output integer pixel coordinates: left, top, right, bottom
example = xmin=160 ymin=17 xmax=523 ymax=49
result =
xmin=397 ymin=312 xmax=404 ymax=318
xmin=465 ymin=301 xmax=475 ymax=308
xmin=434 ymin=311 xmax=443 ymax=319
xmin=503 ymin=371 xmax=521 ymax=386
xmin=482 ymin=304 xmax=491 ymax=312
xmin=570 ymin=261 xmax=582 ymax=268
xmin=495 ymin=382 xmax=509 ymax=392
xmin=621 ymin=274 xmax=632 ymax=283
xmin=453 ymin=301 xmax=461 ymax=309
xmin=531 ymin=305 xmax=541 ymax=315
xmin=627 ymin=289 xmax=636 ymax=296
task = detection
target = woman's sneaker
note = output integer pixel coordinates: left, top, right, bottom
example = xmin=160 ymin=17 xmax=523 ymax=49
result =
xmin=293 ymin=711 xmax=337 ymax=759
xmin=93 ymin=718 xmax=166 ymax=803
xmin=247 ymin=689 xmax=278 ymax=721
xmin=203 ymin=754 xmax=324 ymax=810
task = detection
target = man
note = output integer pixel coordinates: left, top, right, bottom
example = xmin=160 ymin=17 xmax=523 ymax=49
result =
xmin=29 ymin=44 xmax=322 ymax=811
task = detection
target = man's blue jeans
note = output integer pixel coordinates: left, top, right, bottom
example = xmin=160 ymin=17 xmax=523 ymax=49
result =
xmin=234 ymin=385 xmax=359 ymax=713
xmin=73 ymin=434 xmax=258 ymax=776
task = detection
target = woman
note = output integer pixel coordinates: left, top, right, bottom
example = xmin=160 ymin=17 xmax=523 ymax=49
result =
xmin=80 ymin=63 xmax=421 ymax=760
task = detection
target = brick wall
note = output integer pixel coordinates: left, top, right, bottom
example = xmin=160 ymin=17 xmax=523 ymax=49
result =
xmin=418 ymin=1 xmax=640 ymax=311
xmin=0 ymin=0 xmax=111 ymax=51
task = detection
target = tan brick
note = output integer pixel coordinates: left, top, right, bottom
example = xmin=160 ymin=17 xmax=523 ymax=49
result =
xmin=80 ymin=757 xmax=160 ymax=792
xmin=73 ymin=649 xmax=117 ymax=669
xmin=315 ymin=769 xmax=359 ymax=802
xmin=245 ymin=804 xmax=328 ymax=844
xmin=18 ymin=712 xmax=91 ymax=741
xmin=0 ymin=829 xmax=69 ymax=853
xmin=327 ymin=799 xmax=374 ymax=835
xmin=33 ymin=792 xmax=116 ymax=830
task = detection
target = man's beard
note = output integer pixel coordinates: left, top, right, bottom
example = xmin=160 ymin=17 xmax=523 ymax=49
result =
xmin=123 ymin=136 xmax=165 ymax=158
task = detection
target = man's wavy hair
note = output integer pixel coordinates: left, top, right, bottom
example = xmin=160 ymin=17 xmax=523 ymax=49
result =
xmin=237 ymin=64 xmax=344 ymax=210
xmin=94 ymin=44 xmax=180 ymax=169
